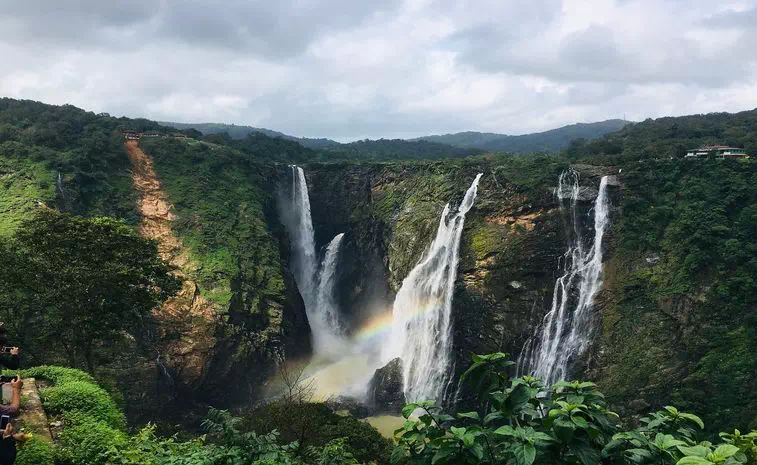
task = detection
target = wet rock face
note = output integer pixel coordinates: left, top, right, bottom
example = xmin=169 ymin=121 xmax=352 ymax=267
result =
xmin=368 ymin=358 xmax=405 ymax=414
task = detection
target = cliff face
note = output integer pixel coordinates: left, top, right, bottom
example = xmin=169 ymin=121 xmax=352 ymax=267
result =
xmin=304 ymin=159 xmax=618 ymax=389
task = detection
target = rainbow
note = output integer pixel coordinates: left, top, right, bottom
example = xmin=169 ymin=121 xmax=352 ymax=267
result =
xmin=353 ymin=297 xmax=443 ymax=341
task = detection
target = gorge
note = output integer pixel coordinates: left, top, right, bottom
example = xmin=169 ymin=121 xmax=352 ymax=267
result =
xmin=1 ymin=99 xmax=756 ymax=448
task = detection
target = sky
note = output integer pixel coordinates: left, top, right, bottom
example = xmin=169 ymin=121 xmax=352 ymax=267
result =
xmin=2 ymin=0 xmax=757 ymax=141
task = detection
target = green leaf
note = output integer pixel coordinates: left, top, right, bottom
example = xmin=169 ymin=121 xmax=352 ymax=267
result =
xmin=676 ymin=457 xmax=714 ymax=465
xmin=432 ymin=447 xmax=456 ymax=465
xmin=570 ymin=441 xmax=601 ymax=465
xmin=712 ymin=445 xmax=739 ymax=460
xmin=457 ymin=411 xmax=480 ymax=421
xmin=401 ymin=404 xmax=418 ymax=419
xmin=450 ymin=426 xmax=467 ymax=439
xmin=678 ymin=446 xmax=711 ymax=458
xmin=470 ymin=443 xmax=485 ymax=460
xmin=483 ymin=412 xmax=504 ymax=425
xmin=572 ymin=416 xmax=590 ymax=429
xmin=513 ymin=443 xmax=536 ymax=465
xmin=679 ymin=413 xmax=705 ymax=430
xmin=390 ymin=445 xmax=406 ymax=464
xmin=494 ymin=425 xmax=517 ymax=437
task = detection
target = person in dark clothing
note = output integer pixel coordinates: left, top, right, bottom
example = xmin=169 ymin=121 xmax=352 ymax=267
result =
xmin=0 ymin=422 xmax=27 ymax=465
xmin=0 ymin=325 xmax=19 ymax=370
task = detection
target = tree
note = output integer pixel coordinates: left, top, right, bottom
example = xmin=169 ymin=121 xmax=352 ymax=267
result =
xmin=0 ymin=209 xmax=180 ymax=371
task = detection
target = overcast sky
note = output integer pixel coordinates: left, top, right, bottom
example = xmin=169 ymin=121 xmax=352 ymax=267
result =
xmin=2 ymin=0 xmax=757 ymax=141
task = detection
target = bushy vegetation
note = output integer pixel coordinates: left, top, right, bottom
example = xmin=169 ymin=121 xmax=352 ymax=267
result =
xmin=16 ymin=436 xmax=55 ymax=465
xmin=243 ymin=401 xmax=393 ymax=464
xmin=390 ymin=353 xmax=757 ymax=465
xmin=18 ymin=358 xmax=757 ymax=465
xmin=0 ymin=210 xmax=180 ymax=371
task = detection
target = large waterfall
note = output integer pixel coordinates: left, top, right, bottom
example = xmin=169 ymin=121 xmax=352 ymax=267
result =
xmin=517 ymin=171 xmax=611 ymax=385
xmin=384 ymin=173 xmax=483 ymax=403
xmin=288 ymin=166 xmax=345 ymax=358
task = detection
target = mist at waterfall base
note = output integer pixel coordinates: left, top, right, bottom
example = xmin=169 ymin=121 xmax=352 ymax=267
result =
xmin=517 ymin=170 xmax=611 ymax=385
xmin=278 ymin=167 xmax=484 ymax=404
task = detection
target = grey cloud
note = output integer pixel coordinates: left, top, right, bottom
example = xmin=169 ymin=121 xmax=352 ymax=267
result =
xmin=701 ymin=8 xmax=757 ymax=28
xmin=0 ymin=0 xmax=402 ymax=59
xmin=2 ymin=0 xmax=757 ymax=140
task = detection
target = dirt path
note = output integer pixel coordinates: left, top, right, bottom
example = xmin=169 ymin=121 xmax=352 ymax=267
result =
xmin=125 ymin=140 xmax=215 ymax=384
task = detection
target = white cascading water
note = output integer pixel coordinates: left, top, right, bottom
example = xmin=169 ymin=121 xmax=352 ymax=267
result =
xmin=314 ymin=233 xmax=347 ymax=355
xmin=384 ymin=173 xmax=483 ymax=403
xmin=517 ymin=171 xmax=611 ymax=385
xmin=288 ymin=166 xmax=345 ymax=358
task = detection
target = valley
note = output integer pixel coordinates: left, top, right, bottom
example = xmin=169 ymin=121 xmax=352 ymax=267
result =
xmin=0 ymin=98 xmax=755 ymax=464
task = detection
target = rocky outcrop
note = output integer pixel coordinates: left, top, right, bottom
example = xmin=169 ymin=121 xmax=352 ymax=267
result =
xmin=368 ymin=358 xmax=405 ymax=413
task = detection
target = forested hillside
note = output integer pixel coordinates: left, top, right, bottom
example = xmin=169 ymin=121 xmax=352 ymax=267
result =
xmin=162 ymin=121 xmax=340 ymax=149
xmin=568 ymin=109 xmax=757 ymax=160
xmin=416 ymin=119 xmax=628 ymax=153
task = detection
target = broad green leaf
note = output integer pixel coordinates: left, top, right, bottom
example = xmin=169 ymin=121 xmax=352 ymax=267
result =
xmin=402 ymin=404 xmax=418 ymax=419
xmin=513 ymin=443 xmax=537 ymax=465
xmin=677 ymin=457 xmax=714 ymax=465
xmin=572 ymin=416 xmax=589 ymax=429
xmin=484 ymin=411 xmax=504 ymax=425
xmin=450 ymin=426 xmax=467 ymax=439
xmin=665 ymin=406 xmax=680 ymax=416
xmin=678 ymin=446 xmax=710 ymax=458
xmin=679 ymin=413 xmax=705 ymax=430
xmin=494 ymin=425 xmax=517 ymax=437
xmin=470 ymin=443 xmax=485 ymax=460
xmin=712 ymin=445 xmax=739 ymax=460
xmin=678 ymin=445 xmax=711 ymax=458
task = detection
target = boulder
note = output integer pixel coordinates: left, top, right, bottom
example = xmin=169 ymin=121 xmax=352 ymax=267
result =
xmin=368 ymin=358 xmax=405 ymax=413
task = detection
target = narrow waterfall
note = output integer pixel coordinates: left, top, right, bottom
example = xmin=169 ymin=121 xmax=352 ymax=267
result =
xmin=517 ymin=171 xmax=611 ymax=385
xmin=314 ymin=233 xmax=346 ymax=356
xmin=384 ymin=173 xmax=483 ymax=403
xmin=290 ymin=165 xmax=318 ymax=310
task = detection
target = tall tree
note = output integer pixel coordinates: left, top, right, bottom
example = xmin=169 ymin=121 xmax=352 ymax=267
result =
xmin=0 ymin=209 xmax=180 ymax=371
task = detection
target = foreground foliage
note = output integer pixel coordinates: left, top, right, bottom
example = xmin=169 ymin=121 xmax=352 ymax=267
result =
xmin=391 ymin=353 xmax=757 ymax=465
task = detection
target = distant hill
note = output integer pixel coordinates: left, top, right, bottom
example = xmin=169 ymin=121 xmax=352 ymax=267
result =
xmin=323 ymin=138 xmax=482 ymax=160
xmin=415 ymin=120 xmax=629 ymax=153
xmin=160 ymin=121 xmax=340 ymax=149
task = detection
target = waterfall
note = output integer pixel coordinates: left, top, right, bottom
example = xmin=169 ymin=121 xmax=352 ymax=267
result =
xmin=384 ymin=173 xmax=483 ymax=403
xmin=314 ymin=233 xmax=346 ymax=356
xmin=290 ymin=165 xmax=318 ymax=309
xmin=517 ymin=171 xmax=611 ymax=385
xmin=288 ymin=166 xmax=345 ymax=358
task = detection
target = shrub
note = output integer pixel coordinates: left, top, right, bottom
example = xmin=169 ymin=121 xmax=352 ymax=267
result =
xmin=21 ymin=365 xmax=97 ymax=386
xmin=41 ymin=380 xmax=125 ymax=429
xmin=242 ymin=401 xmax=392 ymax=464
xmin=57 ymin=413 xmax=127 ymax=465
xmin=15 ymin=436 xmax=55 ymax=465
